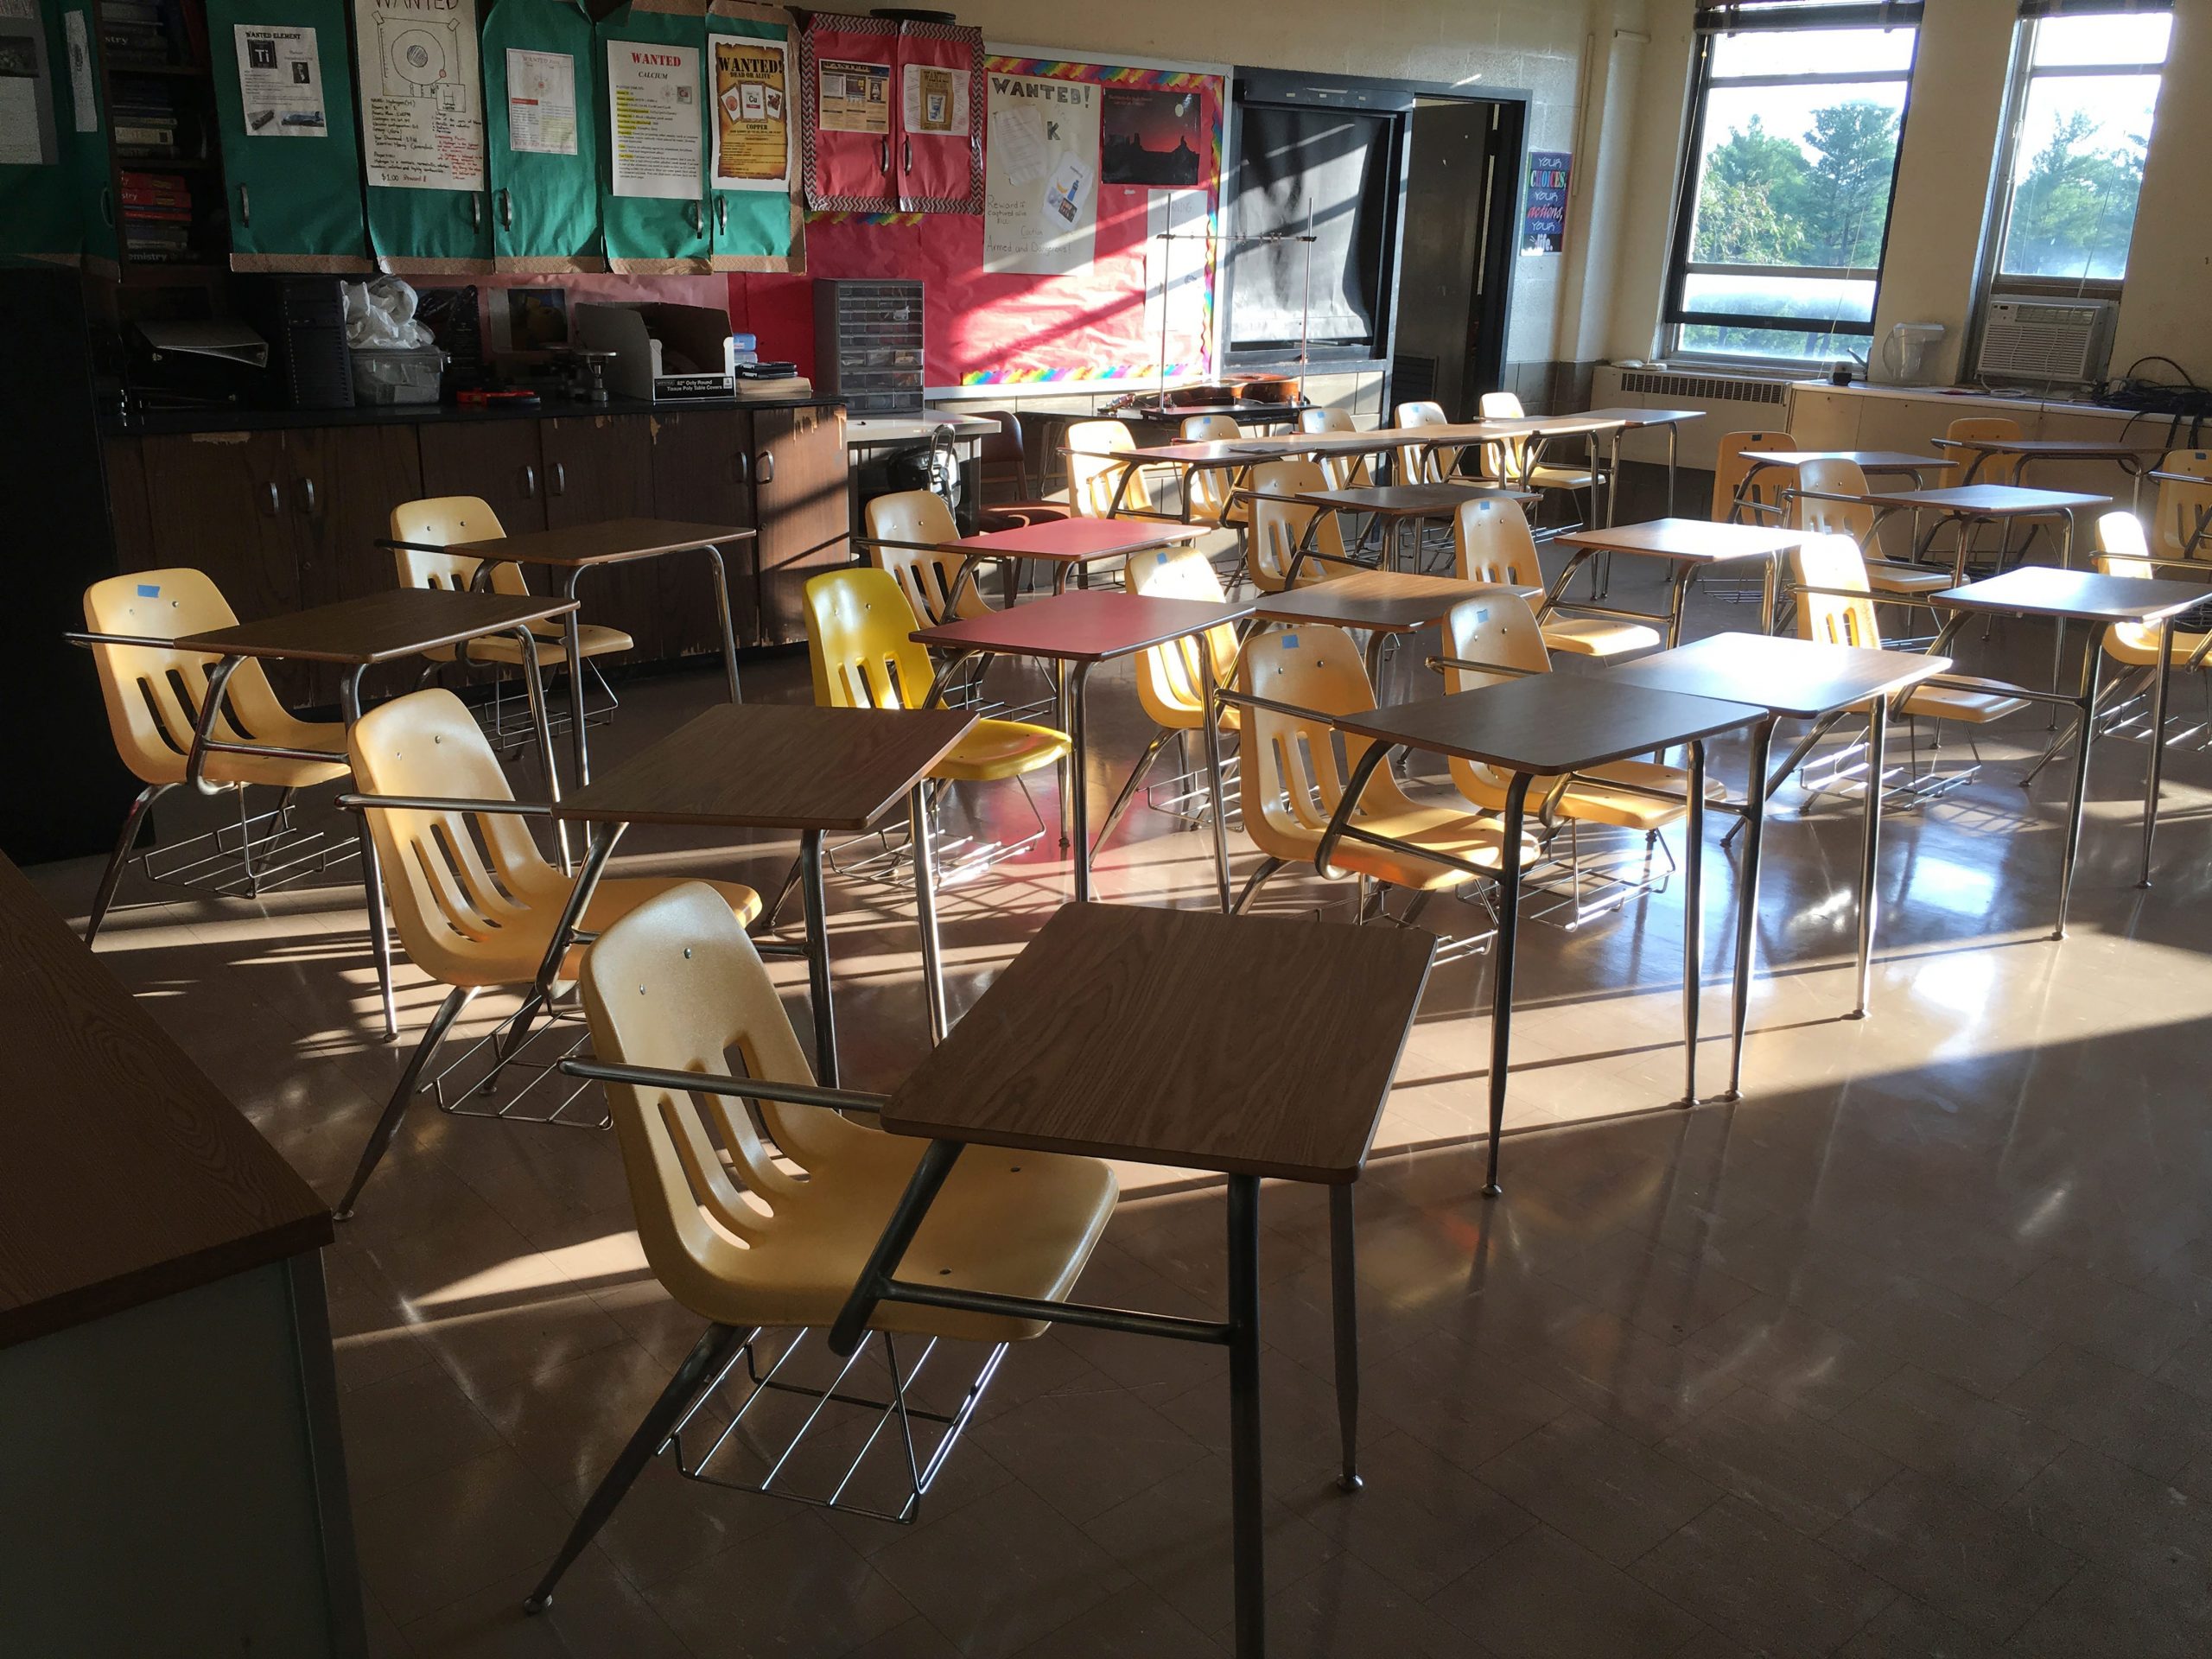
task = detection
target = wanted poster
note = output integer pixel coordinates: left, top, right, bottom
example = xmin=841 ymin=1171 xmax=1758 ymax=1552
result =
xmin=355 ymin=0 xmax=485 ymax=190
xmin=711 ymin=34 xmax=786 ymax=190
xmin=983 ymin=72 xmax=1096 ymax=276
xmin=233 ymin=22 xmax=327 ymax=138
xmin=607 ymin=38 xmax=699 ymax=200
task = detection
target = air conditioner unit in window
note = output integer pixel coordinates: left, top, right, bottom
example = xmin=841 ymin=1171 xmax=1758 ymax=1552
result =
xmin=1975 ymin=296 xmax=2116 ymax=385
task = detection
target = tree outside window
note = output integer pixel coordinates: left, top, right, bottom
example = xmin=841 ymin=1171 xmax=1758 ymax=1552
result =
xmin=1993 ymin=14 xmax=2169 ymax=287
xmin=1667 ymin=20 xmax=1917 ymax=365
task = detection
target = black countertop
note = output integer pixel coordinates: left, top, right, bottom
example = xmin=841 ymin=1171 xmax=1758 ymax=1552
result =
xmin=104 ymin=390 xmax=842 ymax=438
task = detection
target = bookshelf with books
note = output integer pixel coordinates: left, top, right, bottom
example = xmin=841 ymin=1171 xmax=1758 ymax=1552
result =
xmin=86 ymin=0 xmax=226 ymax=283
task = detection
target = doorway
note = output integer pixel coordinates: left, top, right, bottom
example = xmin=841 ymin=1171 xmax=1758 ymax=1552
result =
xmin=1394 ymin=97 xmax=1522 ymax=418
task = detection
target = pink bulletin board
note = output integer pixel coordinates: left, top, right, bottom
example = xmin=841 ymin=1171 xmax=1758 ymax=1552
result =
xmin=726 ymin=53 xmax=1227 ymax=391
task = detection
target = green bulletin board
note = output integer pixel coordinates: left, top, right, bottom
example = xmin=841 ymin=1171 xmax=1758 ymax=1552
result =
xmin=0 ymin=0 xmax=80 ymax=263
xmin=482 ymin=0 xmax=600 ymax=270
xmin=207 ymin=0 xmax=370 ymax=270
xmin=355 ymin=0 xmax=492 ymax=271
xmin=595 ymin=0 xmax=707 ymax=272
xmin=704 ymin=2 xmax=799 ymax=270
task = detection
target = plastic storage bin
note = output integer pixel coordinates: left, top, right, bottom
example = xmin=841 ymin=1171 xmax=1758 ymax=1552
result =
xmin=351 ymin=346 xmax=444 ymax=405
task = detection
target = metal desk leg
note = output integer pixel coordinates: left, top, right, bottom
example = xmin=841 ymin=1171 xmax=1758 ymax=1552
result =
xmin=1676 ymin=739 xmax=1707 ymax=1109
xmin=558 ymin=569 xmax=589 ymax=785
xmin=2139 ymin=620 xmax=2173 ymax=888
xmin=1607 ymin=432 xmax=1623 ymax=527
xmin=1198 ymin=633 xmax=1233 ymax=914
xmin=911 ymin=785 xmax=948 ymax=1042
xmin=2055 ymin=640 xmax=2102 ymax=940
xmin=1327 ymin=1183 xmax=1361 ymax=1491
xmin=1226 ymin=1172 xmax=1266 ymax=1659
xmin=1666 ymin=566 xmax=1692 ymax=648
xmin=1666 ymin=424 xmax=1680 ymax=518
xmin=1069 ymin=662 xmax=1095 ymax=902
xmin=1534 ymin=550 xmax=1594 ymax=627
xmin=1723 ymin=718 xmax=1776 ymax=1101
xmin=702 ymin=542 xmax=745 ymax=705
xmin=1853 ymin=698 xmax=1888 ymax=1017
xmin=512 ymin=627 xmax=569 ymax=874
xmin=1483 ymin=772 xmax=1535 ymax=1198
xmin=800 ymin=828 xmax=839 ymax=1084
xmin=1759 ymin=554 xmax=1780 ymax=634
xmin=339 ymin=666 xmax=397 ymax=1043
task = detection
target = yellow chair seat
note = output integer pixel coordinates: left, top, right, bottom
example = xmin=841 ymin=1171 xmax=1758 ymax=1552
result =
xmin=1526 ymin=465 xmax=1599 ymax=491
xmin=427 ymin=621 xmax=635 ymax=666
xmin=683 ymin=1125 xmax=1117 ymax=1342
xmin=188 ymin=709 xmax=349 ymax=791
xmin=1541 ymin=617 xmax=1662 ymax=658
xmin=1325 ymin=804 xmax=1535 ymax=891
xmin=2107 ymin=623 xmax=2211 ymax=667
xmin=1459 ymin=759 xmax=1720 ymax=834
xmin=1901 ymin=677 xmax=2030 ymax=724
xmin=935 ymin=717 xmax=1072 ymax=782
xmin=1866 ymin=563 xmax=1952 ymax=595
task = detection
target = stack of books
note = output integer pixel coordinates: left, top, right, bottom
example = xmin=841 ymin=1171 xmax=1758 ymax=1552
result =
xmin=111 ymin=82 xmax=182 ymax=159
xmin=121 ymin=170 xmax=194 ymax=263
xmin=99 ymin=0 xmax=178 ymax=67
xmin=728 ymin=334 xmax=812 ymax=397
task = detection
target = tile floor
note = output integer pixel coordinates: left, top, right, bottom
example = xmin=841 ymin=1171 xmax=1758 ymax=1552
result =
xmin=30 ymin=560 xmax=2212 ymax=1657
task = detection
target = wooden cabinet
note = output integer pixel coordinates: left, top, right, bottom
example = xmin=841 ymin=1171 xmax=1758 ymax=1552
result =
xmin=106 ymin=401 xmax=844 ymax=708
xmin=648 ymin=409 xmax=761 ymax=654
xmin=416 ymin=419 xmax=550 ymax=536
xmin=137 ymin=432 xmax=313 ymax=702
xmin=542 ymin=415 xmax=661 ymax=663
xmin=753 ymin=404 xmax=852 ymax=645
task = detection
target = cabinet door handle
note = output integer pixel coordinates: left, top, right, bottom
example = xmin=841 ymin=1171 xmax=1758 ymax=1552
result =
xmin=238 ymin=184 xmax=251 ymax=227
xmin=880 ymin=137 xmax=890 ymax=175
xmin=100 ymin=187 xmax=114 ymax=228
xmin=734 ymin=449 xmax=751 ymax=485
xmin=300 ymin=477 xmax=318 ymax=514
xmin=755 ymin=450 xmax=774 ymax=486
xmin=521 ymin=464 xmax=537 ymax=499
xmin=499 ymin=188 xmax=512 ymax=230
xmin=715 ymin=197 xmax=727 ymax=234
xmin=904 ymin=137 xmax=912 ymax=174
xmin=264 ymin=480 xmax=280 ymax=516
xmin=469 ymin=194 xmax=483 ymax=232
xmin=550 ymin=461 xmax=566 ymax=496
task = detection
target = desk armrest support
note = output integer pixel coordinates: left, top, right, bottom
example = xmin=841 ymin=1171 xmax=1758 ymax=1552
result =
xmin=560 ymin=1058 xmax=887 ymax=1115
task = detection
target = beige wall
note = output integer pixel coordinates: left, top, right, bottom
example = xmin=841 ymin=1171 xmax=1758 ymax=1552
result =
xmin=1604 ymin=0 xmax=2212 ymax=384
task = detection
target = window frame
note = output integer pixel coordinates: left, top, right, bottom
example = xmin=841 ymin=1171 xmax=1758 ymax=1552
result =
xmin=1976 ymin=9 xmax=2170 ymax=306
xmin=1661 ymin=5 xmax=1923 ymax=371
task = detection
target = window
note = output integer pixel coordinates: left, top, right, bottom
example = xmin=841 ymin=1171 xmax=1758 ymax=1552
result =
xmin=1988 ymin=6 xmax=2171 ymax=289
xmin=1664 ymin=3 xmax=1921 ymax=366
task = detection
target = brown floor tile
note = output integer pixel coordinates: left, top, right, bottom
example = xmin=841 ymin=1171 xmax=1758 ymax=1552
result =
xmin=1822 ymin=1471 xmax=2081 ymax=1640
xmin=1998 ymin=1347 xmax=2212 ymax=1482
xmin=1630 ymin=1496 xmax=1895 ymax=1657
xmin=1834 ymin=1595 xmax=2009 ymax=1657
xmin=1659 ymin=1386 xmax=1900 ymax=1535
xmin=1428 ymin=1523 xmax=1707 ymax=1658
xmin=2002 ymin=1562 xmax=2212 ymax=1658
xmin=1476 ymin=1408 xmax=1721 ymax=1566
xmin=353 ymin=1446 xmax=576 ymax=1624
xmin=1991 ymin=1262 xmax=2204 ymax=1376
xmin=1829 ymin=1365 xmax=2068 ymax=1510
xmin=2004 ymin=1441 xmax=2212 ymax=1598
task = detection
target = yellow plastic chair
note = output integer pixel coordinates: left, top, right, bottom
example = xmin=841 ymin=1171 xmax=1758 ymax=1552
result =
xmin=1301 ymin=405 xmax=1376 ymax=490
xmin=804 ymin=567 xmax=1070 ymax=786
xmin=330 ymin=688 xmax=762 ymax=1218
xmin=1935 ymin=416 xmax=2025 ymax=489
xmin=1712 ymin=430 xmax=1797 ymax=523
xmin=1394 ymin=399 xmax=1468 ymax=486
xmin=2152 ymin=449 xmax=2212 ymax=562
xmin=1181 ymin=412 xmax=1249 ymax=526
xmin=1440 ymin=592 xmax=1711 ymax=923
xmin=520 ymin=880 xmax=1116 ymax=1610
xmin=1791 ymin=457 xmax=1952 ymax=603
xmin=390 ymin=496 xmax=635 ymax=670
xmin=1476 ymin=391 xmax=1603 ymax=512
xmin=1786 ymin=534 xmax=2028 ymax=798
xmin=1093 ymin=544 xmax=1242 ymax=849
xmin=2094 ymin=510 xmax=2212 ymax=699
xmin=1454 ymin=495 xmax=1659 ymax=659
xmin=866 ymin=488 xmax=995 ymax=624
xmin=1064 ymin=419 xmax=1158 ymax=518
xmin=1231 ymin=625 xmax=1526 ymax=918
xmin=1245 ymin=459 xmax=1359 ymax=592
xmin=76 ymin=568 xmax=351 ymax=943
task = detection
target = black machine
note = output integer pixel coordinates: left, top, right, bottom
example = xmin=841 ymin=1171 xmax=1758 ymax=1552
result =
xmin=238 ymin=276 xmax=354 ymax=409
